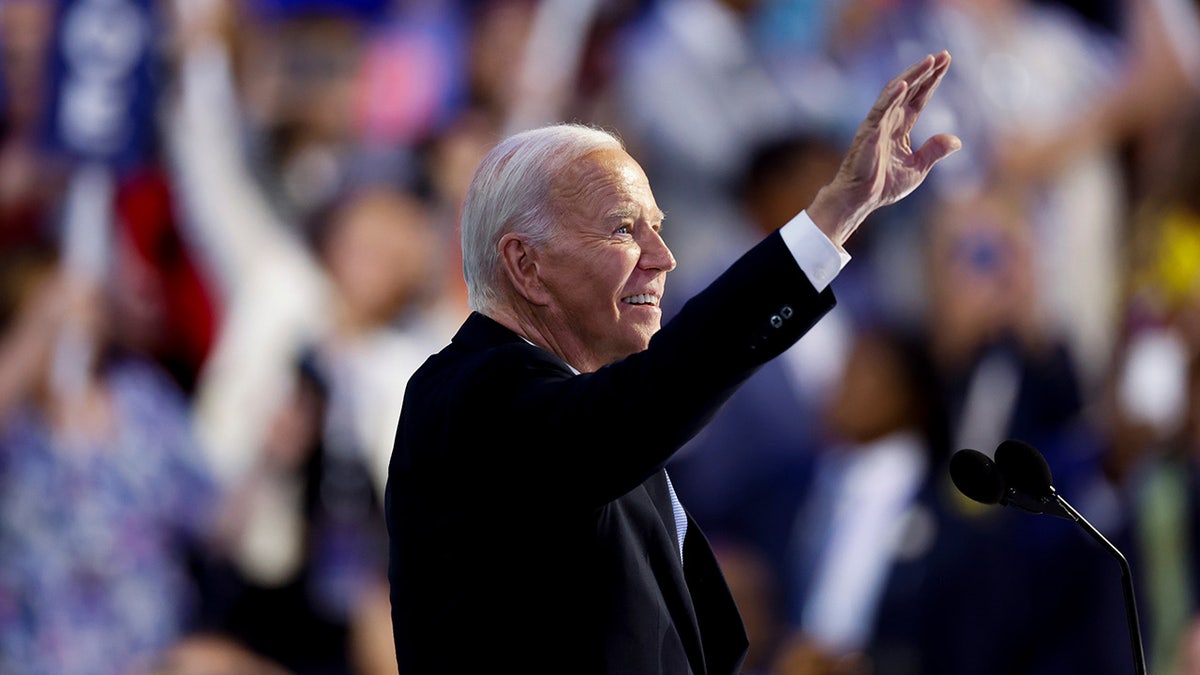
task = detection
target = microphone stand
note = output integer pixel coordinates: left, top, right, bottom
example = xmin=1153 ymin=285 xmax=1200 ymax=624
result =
xmin=1052 ymin=491 xmax=1147 ymax=675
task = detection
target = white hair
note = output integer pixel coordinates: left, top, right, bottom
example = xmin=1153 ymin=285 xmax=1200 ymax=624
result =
xmin=461 ymin=123 xmax=624 ymax=315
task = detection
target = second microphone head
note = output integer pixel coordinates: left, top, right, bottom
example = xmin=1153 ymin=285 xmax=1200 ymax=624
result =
xmin=994 ymin=439 xmax=1055 ymax=498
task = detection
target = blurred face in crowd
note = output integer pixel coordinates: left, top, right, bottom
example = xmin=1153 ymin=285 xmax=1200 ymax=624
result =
xmin=0 ymin=0 xmax=53 ymax=130
xmin=933 ymin=0 xmax=1022 ymax=25
xmin=826 ymin=331 xmax=917 ymax=444
xmin=527 ymin=148 xmax=675 ymax=370
xmin=268 ymin=15 xmax=363 ymax=145
xmin=926 ymin=188 xmax=1037 ymax=366
xmin=719 ymin=0 xmax=764 ymax=16
xmin=469 ymin=0 xmax=535 ymax=119
xmin=323 ymin=188 xmax=437 ymax=328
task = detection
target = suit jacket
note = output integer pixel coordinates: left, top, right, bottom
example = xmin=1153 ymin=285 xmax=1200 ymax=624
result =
xmin=387 ymin=230 xmax=836 ymax=674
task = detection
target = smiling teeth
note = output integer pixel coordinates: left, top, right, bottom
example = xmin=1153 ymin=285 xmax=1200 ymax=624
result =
xmin=622 ymin=294 xmax=658 ymax=306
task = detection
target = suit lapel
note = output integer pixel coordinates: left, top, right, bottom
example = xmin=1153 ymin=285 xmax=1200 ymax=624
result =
xmin=647 ymin=471 xmax=750 ymax=675
xmin=645 ymin=469 xmax=679 ymax=547
xmin=683 ymin=526 xmax=749 ymax=675
xmin=643 ymin=470 xmax=707 ymax=674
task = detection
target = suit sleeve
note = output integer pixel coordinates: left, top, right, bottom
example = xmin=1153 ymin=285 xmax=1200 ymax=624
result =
xmin=456 ymin=230 xmax=837 ymax=509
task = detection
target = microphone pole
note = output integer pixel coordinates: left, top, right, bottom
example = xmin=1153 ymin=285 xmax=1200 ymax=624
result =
xmin=1049 ymin=490 xmax=1147 ymax=675
xmin=991 ymin=439 xmax=1147 ymax=675
xmin=951 ymin=443 xmax=1149 ymax=675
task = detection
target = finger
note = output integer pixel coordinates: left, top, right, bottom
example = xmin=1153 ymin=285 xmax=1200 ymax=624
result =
xmin=896 ymin=52 xmax=951 ymax=138
xmin=901 ymin=54 xmax=942 ymax=101
xmin=908 ymin=51 xmax=952 ymax=113
xmin=866 ymin=54 xmax=935 ymax=125
xmin=895 ymin=54 xmax=940 ymax=109
xmin=864 ymin=77 xmax=908 ymax=128
xmin=895 ymin=53 xmax=937 ymax=88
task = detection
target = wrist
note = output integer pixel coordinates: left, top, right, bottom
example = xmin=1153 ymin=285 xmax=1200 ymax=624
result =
xmin=807 ymin=185 xmax=868 ymax=248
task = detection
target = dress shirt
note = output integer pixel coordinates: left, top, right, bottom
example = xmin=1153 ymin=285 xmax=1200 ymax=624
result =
xmin=780 ymin=210 xmax=851 ymax=292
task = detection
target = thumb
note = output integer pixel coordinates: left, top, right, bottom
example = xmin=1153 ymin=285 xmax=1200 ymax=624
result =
xmin=913 ymin=133 xmax=962 ymax=172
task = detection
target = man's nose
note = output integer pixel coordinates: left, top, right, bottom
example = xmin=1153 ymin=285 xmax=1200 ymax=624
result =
xmin=640 ymin=229 xmax=676 ymax=272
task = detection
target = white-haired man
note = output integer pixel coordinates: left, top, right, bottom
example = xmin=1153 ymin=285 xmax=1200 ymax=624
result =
xmin=386 ymin=52 xmax=961 ymax=674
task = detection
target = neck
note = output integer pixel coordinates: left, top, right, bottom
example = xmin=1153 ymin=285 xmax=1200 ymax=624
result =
xmin=486 ymin=304 xmax=597 ymax=373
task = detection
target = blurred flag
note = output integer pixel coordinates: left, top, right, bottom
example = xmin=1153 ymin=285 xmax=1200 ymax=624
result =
xmin=43 ymin=0 xmax=158 ymax=170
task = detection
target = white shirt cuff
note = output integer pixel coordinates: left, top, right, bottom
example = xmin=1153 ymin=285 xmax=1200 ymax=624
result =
xmin=779 ymin=211 xmax=851 ymax=292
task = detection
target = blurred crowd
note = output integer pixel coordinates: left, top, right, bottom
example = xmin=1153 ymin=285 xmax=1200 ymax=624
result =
xmin=2 ymin=0 xmax=1200 ymax=673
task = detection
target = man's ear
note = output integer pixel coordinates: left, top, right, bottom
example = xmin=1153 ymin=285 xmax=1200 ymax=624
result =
xmin=499 ymin=233 xmax=551 ymax=306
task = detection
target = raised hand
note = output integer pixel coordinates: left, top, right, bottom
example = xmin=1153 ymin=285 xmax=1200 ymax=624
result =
xmin=809 ymin=51 xmax=962 ymax=247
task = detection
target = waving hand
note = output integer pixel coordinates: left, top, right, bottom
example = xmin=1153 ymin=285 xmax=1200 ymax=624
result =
xmin=809 ymin=51 xmax=962 ymax=247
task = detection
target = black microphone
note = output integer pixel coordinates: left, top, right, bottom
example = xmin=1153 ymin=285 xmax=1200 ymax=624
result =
xmin=993 ymin=439 xmax=1074 ymax=519
xmin=948 ymin=443 xmax=1071 ymax=518
xmin=948 ymin=448 xmax=1005 ymax=505
xmin=948 ymin=441 xmax=1147 ymax=675
xmin=995 ymin=438 xmax=1054 ymax=495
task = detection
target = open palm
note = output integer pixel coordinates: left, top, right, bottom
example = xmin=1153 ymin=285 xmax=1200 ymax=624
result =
xmin=810 ymin=51 xmax=961 ymax=246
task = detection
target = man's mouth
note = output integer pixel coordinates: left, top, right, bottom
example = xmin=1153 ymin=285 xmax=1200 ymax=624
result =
xmin=621 ymin=293 xmax=659 ymax=306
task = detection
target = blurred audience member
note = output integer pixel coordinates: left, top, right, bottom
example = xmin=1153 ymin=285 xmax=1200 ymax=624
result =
xmin=193 ymin=354 xmax=393 ymax=675
xmin=781 ymin=317 xmax=1131 ymax=675
xmin=417 ymin=109 xmax=497 ymax=323
xmin=354 ymin=0 xmax=470 ymax=150
xmin=229 ymin=4 xmax=373 ymax=224
xmin=1093 ymin=323 xmax=1192 ymax=675
xmin=1124 ymin=99 xmax=1200 ymax=346
xmin=152 ymin=633 xmax=293 ymax=675
xmin=0 ymin=0 xmax=66 ymax=249
xmin=666 ymin=128 xmax=845 ymax=564
xmin=166 ymin=8 xmax=454 ymax=671
xmin=664 ymin=128 xmax=848 ymax=674
xmin=613 ymin=0 xmax=802 ymax=276
xmin=111 ymin=166 xmax=220 ymax=396
xmin=306 ymin=186 xmax=451 ymax=494
xmin=169 ymin=0 xmax=454 ymax=503
xmin=1034 ymin=0 xmax=1123 ymax=34
xmin=921 ymin=186 xmax=1132 ymax=675
xmin=460 ymin=0 xmax=537 ymax=130
xmin=995 ymin=0 xmax=1200 ymax=199
xmin=923 ymin=186 xmax=1083 ymax=457
xmin=751 ymin=0 xmax=890 ymax=63
xmin=1104 ymin=99 xmax=1200 ymax=675
xmin=843 ymin=0 xmax=1129 ymax=385
xmin=778 ymin=325 xmax=948 ymax=675
xmin=0 ymin=244 xmax=219 ymax=675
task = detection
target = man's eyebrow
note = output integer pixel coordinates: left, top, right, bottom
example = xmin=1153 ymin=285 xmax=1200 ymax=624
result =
xmin=605 ymin=207 xmax=667 ymax=223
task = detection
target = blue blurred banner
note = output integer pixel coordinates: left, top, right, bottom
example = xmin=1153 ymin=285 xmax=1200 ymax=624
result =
xmin=43 ymin=0 xmax=158 ymax=170
xmin=249 ymin=0 xmax=391 ymax=21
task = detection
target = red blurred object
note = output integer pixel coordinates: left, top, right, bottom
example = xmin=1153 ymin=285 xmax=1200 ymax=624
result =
xmin=113 ymin=165 xmax=220 ymax=395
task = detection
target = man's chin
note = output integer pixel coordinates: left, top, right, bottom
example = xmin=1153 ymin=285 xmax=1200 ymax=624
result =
xmin=630 ymin=322 xmax=661 ymax=352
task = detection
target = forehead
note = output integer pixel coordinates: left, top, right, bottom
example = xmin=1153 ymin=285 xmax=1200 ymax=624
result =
xmin=552 ymin=148 xmax=660 ymax=221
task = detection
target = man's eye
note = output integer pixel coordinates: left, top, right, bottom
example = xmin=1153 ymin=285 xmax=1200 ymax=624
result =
xmin=615 ymin=225 xmax=631 ymax=235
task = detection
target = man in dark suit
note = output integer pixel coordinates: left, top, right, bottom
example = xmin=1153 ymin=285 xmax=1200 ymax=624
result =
xmin=386 ymin=52 xmax=961 ymax=674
